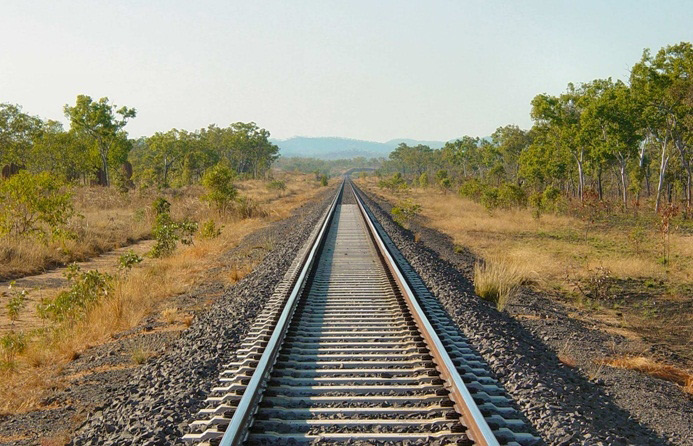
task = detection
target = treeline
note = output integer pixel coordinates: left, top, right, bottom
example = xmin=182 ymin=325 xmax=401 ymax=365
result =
xmin=0 ymin=95 xmax=279 ymax=188
xmin=275 ymin=156 xmax=383 ymax=176
xmin=381 ymin=42 xmax=692 ymax=215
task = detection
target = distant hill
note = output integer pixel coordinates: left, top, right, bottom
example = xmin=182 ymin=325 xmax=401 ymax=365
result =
xmin=271 ymin=136 xmax=447 ymax=160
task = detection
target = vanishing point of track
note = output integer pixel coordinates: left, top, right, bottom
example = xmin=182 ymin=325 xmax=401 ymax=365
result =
xmin=184 ymin=180 xmax=536 ymax=445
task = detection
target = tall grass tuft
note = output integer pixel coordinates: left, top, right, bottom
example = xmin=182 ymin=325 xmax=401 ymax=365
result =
xmin=473 ymin=259 xmax=526 ymax=311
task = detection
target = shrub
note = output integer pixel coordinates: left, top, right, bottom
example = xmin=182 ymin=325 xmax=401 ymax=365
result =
xmin=498 ymin=183 xmax=527 ymax=208
xmin=542 ymin=185 xmax=561 ymax=211
xmin=458 ymin=179 xmax=484 ymax=201
xmin=0 ymin=331 xmax=27 ymax=366
xmin=418 ymin=172 xmax=429 ymax=188
xmin=38 ymin=265 xmax=113 ymax=324
xmin=435 ymin=169 xmax=449 ymax=188
xmin=118 ymin=250 xmax=143 ymax=271
xmin=5 ymin=281 xmax=28 ymax=323
xmin=481 ymin=187 xmax=500 ymax=210
xmin=202 ymin=164 xmax=237 ymax=215
xmin=235 ymin=196 xmax=265 ymax=219
xmin=0 ymin=171 xmax=75 ymax=240
xmin=199 ymin=219 xmax=222 ymax=239
xmin=319 ymin=175 xmax=329 ymax=187
xmin=391 ymin=199 xmax=421 ymax=228
xmin=267 ymin=180 xmax=286 ymax=191
xmin=378 ymin=173 xmax=407 ymax=192
xmin=150 ymin=199 xmax=198 ymax=257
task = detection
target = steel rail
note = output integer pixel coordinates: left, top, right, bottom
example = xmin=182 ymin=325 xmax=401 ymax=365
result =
xmin=217 ymin=181 xmax=344 ymax=446
xmin=351 ymin=179 xmax=500 ymax=446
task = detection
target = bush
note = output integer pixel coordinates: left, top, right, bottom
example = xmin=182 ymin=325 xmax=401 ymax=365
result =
xmin=38 ymin=265 xmax=113 ymax=324
xmin=391 ymin=199 xmax=421 ymax=228
xmin=481 ymin=187 xmax=500 ymax=210
xmin=118 ymin=250 xmax=143 ymax=271
xmin=435 ymin=169 xmax=449 ymax=187
xmin=378 ymin=173 xmax=408 ymax=192
xmin=150 ymin=199 xmax=198 ymax=258
xmin=319 ymin=174 xmax=329 ymax=187
xmin=498 ymin=183 xmax=527 ymax=208
xmin=0 ymin=171 xmax=74 ymax=240
xmin=5 ymin=281 xmax=28 ymax=323
xmin=199 ymin=219 xmax=222 ymax=239
xmin=235 ymin=196 xmax=265 ymax=219
xmin=202 ymin=164 xmax=237 ymax=215
xmin=267 ymin=180 xmax=286 ymax=191
xmin=458 ymin=179 xmax=484 ymax=201
xmin=542 ymin=185 xmax=561 ymax=211
xmin=418 ymin=172 xmax=429 ymax=188
xmin=0 ymin=331 xmax=27 ymax=366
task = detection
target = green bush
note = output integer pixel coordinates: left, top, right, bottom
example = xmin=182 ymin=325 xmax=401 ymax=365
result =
xmin=118 ymin=250 xmax=143 ymax=270
xmin=481 ymin=187 xmax=500 ymax=210
xmin=378 ymin=173 xmax=408 ymax=192
xmin=150 ymin=199 xmax=198 ymax=258
xmin=267 ymin=180 xmax=286 ymax=191
xmin=38 ymin=264 xmax=113 ymax=324
xmin=498 ymin=183 xmax=527 ymax=208
xmin=0 ymin=330 xmax=27 ymax=367
xmin=435 ymin=169 xmax=448 ymax=186
xmin=5 ymin=281 xmax=28 ymax=323
xmin=319 ymin=174 xmax=329 ymax=187
xmin=458 ymin=179 xmax=484 ymax=201
xmin=391 ymin=199 xmax=421 ymax=228
xmin=418 ymin=172 xmax=429 ymax=188
xmin=199 ymin=219 xmax=222 ymax=239
xmin=542 ymin=185 xmax=561 ymax=211
xmin=202 ymin=164 xmax=237 ymax=215
xmin=0 ymin=171 xmax=74 ymax=240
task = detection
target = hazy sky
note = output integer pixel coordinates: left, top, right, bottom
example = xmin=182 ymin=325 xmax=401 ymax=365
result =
xmin=1 ymin=1 xmax=691 ymax=142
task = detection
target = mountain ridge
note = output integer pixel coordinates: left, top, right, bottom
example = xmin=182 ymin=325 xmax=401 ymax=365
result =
xmin=271 ymin=136 xmax=448 ymax=160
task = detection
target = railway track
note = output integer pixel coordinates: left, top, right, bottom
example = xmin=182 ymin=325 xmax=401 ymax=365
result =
xmin=184 ymin=180 xmax=538 ymax=445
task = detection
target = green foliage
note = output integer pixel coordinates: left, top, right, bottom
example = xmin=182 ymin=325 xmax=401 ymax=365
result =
xmin=118 ymin=250 xmax=143 ymax=270
xmin=38 ymin=265 xmax=113 ymax=324
xmin=202 ymin=164 xmax=237 ymax=215
xmin=5 ymin=281 xmax=28 ymax=323
xmin=150 ymin=198 xmax=198 ymax=257
xmin=458 ymin=179 xmax=484 ymax=201
xmin=267 ymin=180 xmax=286 ymax=191
xmin=481 ymin=187 xmax=500 ymax=210
xmin=319 ymin=174 xmax=329 ymax=187
xmin=199 ymin=219 xmax=222 ymax=239
xmin=418 ymin=172 xmax=429 ymax=188
xmin=391 ymin=199 xmax=421 ymax=228
xmin=0 ymin=171 xmax=75 ymax=240
xmin=497 ymin=183 xmax=527 ymax=208
xmin=0 ymin=331 xmax=27 ymax=366
xmin=378 ymin=173 xmax=408 ymax=192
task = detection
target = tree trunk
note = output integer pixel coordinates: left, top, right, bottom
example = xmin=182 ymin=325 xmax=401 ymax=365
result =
xmin=101 ymin=154 xmax=110 ymax=187
xmin=597 ymin=167 xmax=603 ymax=201
xmin=655 ymin=138 xmax=670 ymax=213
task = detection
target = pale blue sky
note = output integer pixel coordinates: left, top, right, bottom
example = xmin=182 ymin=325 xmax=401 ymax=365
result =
xmin=1 ymin=1 xmax=691 ymax=141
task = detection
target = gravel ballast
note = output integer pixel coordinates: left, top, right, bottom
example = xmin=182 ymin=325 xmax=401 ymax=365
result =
xmin=357 ymin=185 xmax=693 ymax=446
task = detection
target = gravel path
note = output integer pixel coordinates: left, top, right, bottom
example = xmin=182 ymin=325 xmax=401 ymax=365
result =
xmin=357 ymin=186 xmax=693 ymax=446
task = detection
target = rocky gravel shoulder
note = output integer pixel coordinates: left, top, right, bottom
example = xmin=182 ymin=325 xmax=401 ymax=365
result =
xmin=0 ymin=188 xmax=335 ymax=446
xmin=358 ymin=186 xmax=693 ymax=446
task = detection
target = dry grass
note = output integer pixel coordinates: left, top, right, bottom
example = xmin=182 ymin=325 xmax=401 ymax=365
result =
xmin=0 ymin=186 xmax=208 ymax=281
xmin=601 ymin=356 xmax=693 ymax=394
xmin=473 ymin=259 xmax=528 ymax=311
xmin=357 ymin=177 xmax=692 ymax=288
xmin=0 ymin=172 xmax=329 ymax=415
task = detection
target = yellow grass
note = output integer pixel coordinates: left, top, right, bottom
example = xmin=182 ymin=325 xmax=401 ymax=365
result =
xmin=0 ymin=172 xmax=330 ymax=415
xmin=358 ymin=177 xmax=692 ymax=288
xmin=601 ymin=356 xmax=693 ymax=395
xmin=473 ymin=259 xmax=528 ymax=311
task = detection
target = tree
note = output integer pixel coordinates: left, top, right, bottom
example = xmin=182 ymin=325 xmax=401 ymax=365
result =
xmin=491 ymin=125 xmax=531 ymax=184
xmin=0 ymin=103 xmax=42 ymax=169
xmin=631 ymin=42 xmax=693 ymax=212
xmin=64 ymin=95 xmax=136 ymax=186
xmin=202 ymin=163 xmax=238 ymax=214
